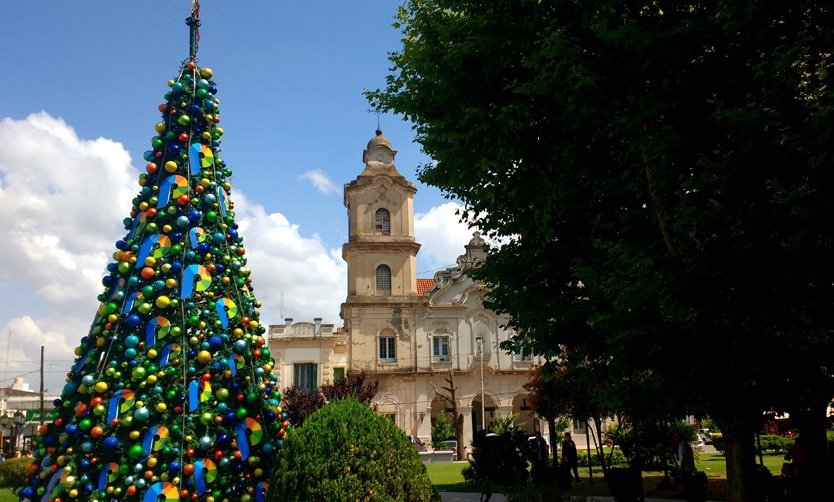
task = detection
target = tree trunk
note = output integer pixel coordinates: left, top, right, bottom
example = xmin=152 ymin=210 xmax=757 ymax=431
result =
xmin=592 ymin=416 xmax=608 ymax=474
xmin=721 ymin=416 xmax=757 ymax=502
xmin=548 ymin=416 xmax=559 ymax=464
xmin=455 ymin=413 xmax=465 ymax=461
xmin=794 ymin=400 xmax=830 ymax=497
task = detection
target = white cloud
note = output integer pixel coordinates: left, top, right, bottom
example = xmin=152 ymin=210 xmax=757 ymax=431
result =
xmin=0 ymin=113 xmax=347 ymax=394
xmin=298 ymin=169 xmax=339 ymax=195
xmin=0 ymin=113 xmax=138 ymax=392
xmin=231 ymin=193 xmax=347 ymax=326
xmin=415 ymin=202 xmax=476 ymax=273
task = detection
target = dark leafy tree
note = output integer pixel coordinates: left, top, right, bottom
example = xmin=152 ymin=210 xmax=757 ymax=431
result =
xmin=282 ymin=385 xmax=325 ymax=427
xmin=283 ymin=371 xmax=379 ymax=427
xmin=319 ymin=370 xmax=379 ymax=405
xmin=370 ymin=2 xmax=834 ymax=499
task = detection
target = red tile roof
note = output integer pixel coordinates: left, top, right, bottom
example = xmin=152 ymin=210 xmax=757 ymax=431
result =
xmin=417 ymin=278 xmax=437 ymax=296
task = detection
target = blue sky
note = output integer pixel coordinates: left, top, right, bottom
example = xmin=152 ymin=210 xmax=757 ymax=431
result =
xmin=0 ymin=2 xmax=474 ymax=392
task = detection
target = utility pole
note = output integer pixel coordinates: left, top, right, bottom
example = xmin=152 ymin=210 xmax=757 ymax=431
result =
xmin=476 ymin=336 xmax=484 ymax=431
xmin=39 ymin=346 xmax=44 ymax=427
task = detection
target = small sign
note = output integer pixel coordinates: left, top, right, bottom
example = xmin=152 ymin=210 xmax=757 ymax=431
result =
xmin=25 ymin=409 xmax=59 ymax=422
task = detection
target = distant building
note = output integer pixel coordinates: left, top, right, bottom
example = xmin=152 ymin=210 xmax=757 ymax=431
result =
xmin=268 ymin=318 xmax=348 ymax=389
xmin=339 ymin=130 xmax=546 ymax=449
xmin=0 ymin=377 xmax=59 ymax=455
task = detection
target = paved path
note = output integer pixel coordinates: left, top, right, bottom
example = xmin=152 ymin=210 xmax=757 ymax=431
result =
xmin=439 ymin=493 xmax=722 ymax=502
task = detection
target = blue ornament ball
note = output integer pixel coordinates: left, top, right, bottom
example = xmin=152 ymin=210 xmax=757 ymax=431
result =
xmin=103 ymin=436 xmax=119 ymax=450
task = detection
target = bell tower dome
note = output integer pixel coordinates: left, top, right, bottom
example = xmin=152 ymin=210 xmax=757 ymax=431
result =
xmin=342 ymin=129 xmax=421 ymax=306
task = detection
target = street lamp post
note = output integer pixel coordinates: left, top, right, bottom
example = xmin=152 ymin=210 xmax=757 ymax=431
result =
xmin=476 ymin=336 xmax=484 ymax=432
xmin=0 ymin=414 xmax=11 ymax=455
xmin=12 ymin=411 xmax=25 ymax=455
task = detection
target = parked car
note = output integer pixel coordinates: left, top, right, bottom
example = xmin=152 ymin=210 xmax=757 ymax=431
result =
xmin=698 ymin=428 xmax=713 ymax=444
xmin=408 ymin=435 xmax=427 ymax=452
xmin=692 ymin=434 xmax=706 ymax=452
xmin=442 ymin=439 xmax=458 ymax=453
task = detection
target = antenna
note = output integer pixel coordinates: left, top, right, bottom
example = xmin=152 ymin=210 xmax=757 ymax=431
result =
xmin=280 ymin=289 xmax=284 ymax=320
xmin=366 ymin=108 xmax=382 ymax=130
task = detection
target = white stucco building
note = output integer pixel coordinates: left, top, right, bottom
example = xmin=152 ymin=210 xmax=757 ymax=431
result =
xmin=339 ymin=130 xmax=547 ymax=449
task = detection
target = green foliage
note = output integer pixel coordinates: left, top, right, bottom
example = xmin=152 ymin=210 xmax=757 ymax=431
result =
xmin=493 ymin=412 xmax=525 ymax=435
xmin=576 ymin=448 xmax=628 ymax=468
xmin=758 ymin=434 xmax=794 ymax=453
xmin=462 ymin=430 xmax=530 ymax=494
xmin=0 ymin=458 xmax=32 ymax=490
xmin=431 ymin=412 xmax=454 ymax=450
xmin=371 ymin=1 xmax=834 ymax=496
xmin=269 ymin=398 xmax=437 ymax=502
xmin=606 ymin=421 xmax=695 ymax=469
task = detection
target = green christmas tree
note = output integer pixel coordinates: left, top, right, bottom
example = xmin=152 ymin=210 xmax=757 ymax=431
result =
xmin=20 ymin=12 xmax=285 ymax=502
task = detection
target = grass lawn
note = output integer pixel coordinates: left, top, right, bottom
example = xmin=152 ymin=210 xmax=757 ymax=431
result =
xmin=0 ymin=490 xmax=17 ymax=502
xmin=425 ymin=452 xmax=788 ymax=501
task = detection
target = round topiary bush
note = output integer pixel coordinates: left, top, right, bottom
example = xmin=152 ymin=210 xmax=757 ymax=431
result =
xmin=268 ymin=397 xmax=438 ymax=501
xmin=0 ymin=457 xmax=33 ymax=490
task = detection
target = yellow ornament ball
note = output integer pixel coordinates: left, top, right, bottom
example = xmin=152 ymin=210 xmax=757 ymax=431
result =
xmin=165 ymin=278 xmax=178 ymax=289
xmin=164 ymin=161 xmax=178 ymax=173
xmin=147 ymin=457 xmax=158 ymax=468
xmin=197 ymin=351 xmax=212 ymax=364
xmin=147 ymin=374 xmax=157 ymax=383
xmin=200 ymin=67 xmax=213 ymax=78
xmin=156 ymin=402 xmax=167 ymax=413
xmin=155 ymin=296 xmax=171 ymax=309
xmin=154 ymin=123 xmax=166 ymax=134
xmin=248 ymin=321 xmax=259 ymax=330
xmin=95 ymin=381 xmax=108 ymax=393
xmin=129 ymin=430 xmax=141 ymax=440
xmin=162 ymin=224 xmax=173 ymax=234
xmin=145 ymin=257 xmax=156 ymax=267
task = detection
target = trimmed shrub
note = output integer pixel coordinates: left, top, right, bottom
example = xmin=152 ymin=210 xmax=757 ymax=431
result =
xmin=576 ymin=448 xmax=628 ymax=468
xmin=268 ymin=397 xmax=437 ymax=501
xmin=0 ymin=457 xmax=32 ymax=490
xmin=758 ymin=434 xmax=793 ymax=453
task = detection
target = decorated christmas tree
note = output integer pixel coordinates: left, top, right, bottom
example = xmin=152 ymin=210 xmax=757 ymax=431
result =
xmin=20 ymin=4 xmax=285 ymax=501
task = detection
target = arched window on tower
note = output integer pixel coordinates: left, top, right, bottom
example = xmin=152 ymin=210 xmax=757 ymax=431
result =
xmin=375 ymin=208 xmax=391 ymax=235
xmin=376 ymin=265 xmax=392 ymax=293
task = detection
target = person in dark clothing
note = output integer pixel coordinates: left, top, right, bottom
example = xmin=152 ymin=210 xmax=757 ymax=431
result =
xmin=672 ymin=431 xmax=695 ymax=485
xmin=561 ymin=432 xmax=581 ymax=484
xmin=530 ymin=430 xmax=549 ymax=485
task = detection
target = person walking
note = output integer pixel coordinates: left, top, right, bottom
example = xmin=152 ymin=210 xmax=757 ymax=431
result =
xmin=672 ymin=431 xmax=695 ymax=485
xmin=530 ymin=430 xmax=550 ymax=485
xmin=561 ymin=432 xmax=581 ymax=484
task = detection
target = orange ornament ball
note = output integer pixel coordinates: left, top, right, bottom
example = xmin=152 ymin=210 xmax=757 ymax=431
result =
xmin=140 ymin=267 xmax=155 ymax=280
xmin=182 ymin=463 xmax=195 ymax=476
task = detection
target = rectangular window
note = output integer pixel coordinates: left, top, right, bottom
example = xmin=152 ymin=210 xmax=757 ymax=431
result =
xmin=379 ymin=336 xmax=396 ymax=362
xmin=333 ymin=367 xmax=345 ymax=382
xmin=513 ymin=337 xmax=532 ymax=361
xmin=293 ymin=363 xmax=318 ymax=390
xmin=572 ymin=419 xmax=587 ymax=433
xmin=432 ymin=336 xmax=450 ymax=361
